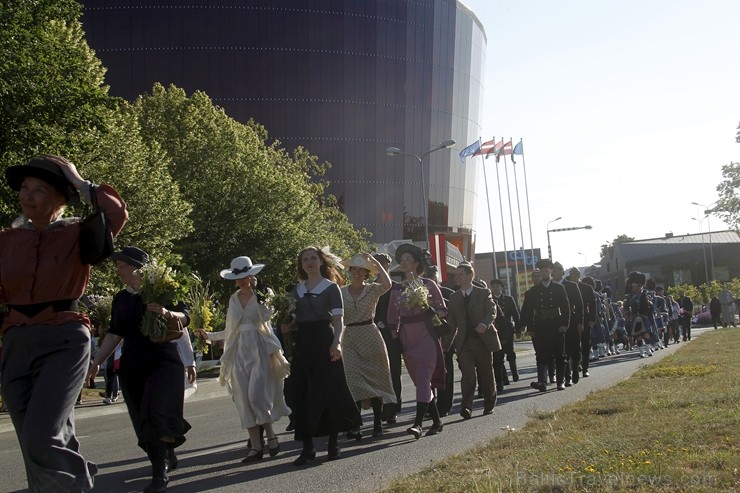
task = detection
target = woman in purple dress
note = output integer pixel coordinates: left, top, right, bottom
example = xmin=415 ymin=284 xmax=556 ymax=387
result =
xmin=387 ymin=244 xmax=447 ymax=439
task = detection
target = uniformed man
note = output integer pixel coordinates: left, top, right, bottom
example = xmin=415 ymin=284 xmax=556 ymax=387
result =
xmin=490 ymin=279 xmax=521 ymax=387
xmin=567 ymin=267 xmax=596 ymax=378
xmin=551 ymin=262 xmax=583 ymax=387
xmin=624 ymin=271 xmax=654 ymax=357
xmin=519 ymin=259 xmax=570 ymax=391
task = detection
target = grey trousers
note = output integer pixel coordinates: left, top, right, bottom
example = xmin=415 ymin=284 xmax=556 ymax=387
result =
xmin=1 ymin=322 xmax=97 ymax=492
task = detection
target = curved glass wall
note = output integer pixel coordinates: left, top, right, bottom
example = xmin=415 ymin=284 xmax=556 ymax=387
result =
xmin=83 ymin=0 xmax=485 ymax=253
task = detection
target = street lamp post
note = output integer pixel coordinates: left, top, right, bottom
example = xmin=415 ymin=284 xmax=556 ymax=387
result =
xmin=692 ymin=216 xmax=709 ymax=283
xmin=546 ymin=217 xmax=562 ymax=260
xmin=548 ymin=225 xmax=593 ymax=261
xmin=577 ymin=252 xmax=587 ymax=266
xmin=692 ymin=201 xmax=716 ymax=281
xmin=386 ymin=139 xmax=456 ymax=249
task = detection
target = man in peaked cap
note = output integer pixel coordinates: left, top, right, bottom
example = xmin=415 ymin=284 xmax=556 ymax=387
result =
xmin=568 ymin=266 xmax=596 ymax=378
xmin=519 ymin=258 xmax=570 ymax=391
xmin=551 ymin=262 xmax=583 ymax=387
xmin=489 ymin=278 xmax=521 ymax=388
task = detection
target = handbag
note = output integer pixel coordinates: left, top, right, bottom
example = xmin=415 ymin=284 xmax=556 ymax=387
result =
xmin=434 ymin=318 xmax=453 ymax=338
xmin=149 ymin=316 xmax=184 ymax=343
xmin=79 ymin=185 xmax=114 ymax=265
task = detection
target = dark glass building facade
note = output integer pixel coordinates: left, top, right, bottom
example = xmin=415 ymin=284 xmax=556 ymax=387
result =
xmin=82 ymin=0 xmax=485 ymax=256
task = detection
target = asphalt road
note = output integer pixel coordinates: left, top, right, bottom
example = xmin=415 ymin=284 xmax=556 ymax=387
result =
xmin=0 ymin=328 xmax=712 ymax=492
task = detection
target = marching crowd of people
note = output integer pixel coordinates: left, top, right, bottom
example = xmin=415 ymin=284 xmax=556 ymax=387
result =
xmin=0 ymin=155 xmax=704 ymax=492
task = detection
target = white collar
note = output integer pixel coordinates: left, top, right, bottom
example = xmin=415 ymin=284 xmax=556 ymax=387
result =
xmin=297 ymin=278 xmax=331 ymax=298
xmin=462 ymin=285 xmax=474 ymax=296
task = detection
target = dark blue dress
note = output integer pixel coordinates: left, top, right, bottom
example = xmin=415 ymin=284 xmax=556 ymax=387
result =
xmin=108 ymin=290 xmax=191 ymax=450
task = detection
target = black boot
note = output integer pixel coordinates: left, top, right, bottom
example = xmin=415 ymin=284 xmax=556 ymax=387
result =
xmin=371 ymin=398 xmax=383 ymax=437
xmin=407 ymin=402 xmax=428 ymax=439
xmin=144 ymin=441 xmax=169 ymax=493
xmin=327 ymin=432 xmax=340 ymax=461
xmin=425 ymin=398 xmax=443 ymax=436
xmin=555 ymin=361 xmax=566 ymax=390
xmin=510 ymin=360 xmax=519 ymax=382
xmin=165 ymin=444 xmax=178 ymax=471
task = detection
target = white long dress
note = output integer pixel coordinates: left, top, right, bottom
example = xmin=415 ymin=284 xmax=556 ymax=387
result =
xmin=207 ymin=293 xmax=290 ymax=429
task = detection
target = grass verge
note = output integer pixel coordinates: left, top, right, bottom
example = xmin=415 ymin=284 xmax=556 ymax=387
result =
xmin=383 ymin=329 xmax=740 ymax=493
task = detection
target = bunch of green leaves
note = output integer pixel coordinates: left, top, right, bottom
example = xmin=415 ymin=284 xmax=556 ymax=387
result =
xmin=187 ymin=276 xmax=217 ymax=354
xmin=136 ymin=259 xmax=192 ymax=340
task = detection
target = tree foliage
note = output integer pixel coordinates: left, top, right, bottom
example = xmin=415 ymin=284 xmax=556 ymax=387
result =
xmin=0 ymin=0 xmax=117 ymax=221
xmin=1 ymin=2 xmax=371 ymax=299
xmin=132 ymin=84 xmax=369 ymax=295
xmin=600 ymin=234 xmax=635 ymax=259
xmin=712 ymin=121 xmax=740 ymax=229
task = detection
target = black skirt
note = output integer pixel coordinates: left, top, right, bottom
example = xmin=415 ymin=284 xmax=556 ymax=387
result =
xmin=290 ymin=320 xmax=361 ymax=438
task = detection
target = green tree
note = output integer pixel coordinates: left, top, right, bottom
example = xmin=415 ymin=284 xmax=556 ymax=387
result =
xmin=600 ymin=234 xmax=635 ymax=259
xmin=711 ymin=121 xmax=740 ymax=228
xmin=714 ymin=161 xmax=740 ymax=229
xmin=0 ymin=0 xmax=117 ymax=220
xmin=132 ymin=84 xmax=369 ymax=294
xmin=76 ymin=108 xmax=194 ymax=295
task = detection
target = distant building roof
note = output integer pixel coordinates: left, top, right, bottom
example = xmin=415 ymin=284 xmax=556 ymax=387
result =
xmin=612 ymin=231 xmax=740 ymax=265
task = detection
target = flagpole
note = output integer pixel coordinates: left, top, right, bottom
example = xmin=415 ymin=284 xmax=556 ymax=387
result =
xmin=478 ymin=140 xmax=498 ymax=279
xmin=501 ymin=140 xmax=520 ymax=300
xmin=493 ymin=139 xmax=512 ymax=294
xmin=510 ymin=137 xmax=529 ymax=287
xmin=518 ymin=138 xmax=536 ymax=271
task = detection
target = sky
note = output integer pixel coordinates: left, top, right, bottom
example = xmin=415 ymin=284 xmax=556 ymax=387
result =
xmin=460 ymin=0 xmax=739 ymax=271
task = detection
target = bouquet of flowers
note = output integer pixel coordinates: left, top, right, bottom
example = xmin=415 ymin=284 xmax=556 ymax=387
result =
xmin=136 ymin=259 xmax=189 ymax=341
xmin=271 ymin=291 xmax=296 ymax=326
xmin=187 ymin=276 xmax=217 ymax=355
xmin=271 ymin=290 xmax=297 ymax=359
xmin=88 ymin=295 xmax=113 ymax=337
xmin=400 ymin=279 xmax=451 ymax=336
xmin=401 ymin=279 xmax=443 ymax=326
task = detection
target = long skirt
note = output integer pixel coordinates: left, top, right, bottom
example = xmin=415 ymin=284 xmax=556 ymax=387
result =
xmin=290 ymin=320 xmax=361 ymax=438
xmin=342 ymin=323 xmax=396 ymax=406
xmin=118 ymin=344 xmax=191 ymax=451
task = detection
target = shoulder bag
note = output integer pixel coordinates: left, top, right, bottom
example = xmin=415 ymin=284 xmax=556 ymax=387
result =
xmin=149 ymin=316 xmax=185 ymax=343
xmin=79 ymin=184 xmax=114 ymax=265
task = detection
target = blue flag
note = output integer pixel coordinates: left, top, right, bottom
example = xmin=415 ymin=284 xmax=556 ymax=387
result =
xmin=511 ymin=140 xmax=523 ymax=164
xmin=459 ymin=139 xmax=481 ymax=162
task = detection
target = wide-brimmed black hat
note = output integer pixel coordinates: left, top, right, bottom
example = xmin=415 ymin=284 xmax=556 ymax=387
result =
xmin=5 ymin=156 xmax=80 ymax=206
xmin=395 ymin=243 xmax=424 ymax=264
xmin=627 ymin=271 xmax=646 ymax=286
xmin=110 ymin=246 xmax=149 ymax=268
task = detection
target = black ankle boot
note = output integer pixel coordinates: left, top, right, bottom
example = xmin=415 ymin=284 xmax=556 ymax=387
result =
xmin=145 ymin=441 xmax=169 ymax=492
xmin=425 ymin=398 xmax=443 ymax=436
xmin=510 ymin=361 xmax=519 ymax=382
xmin=407 ymin=402 xmax=428 ymax=439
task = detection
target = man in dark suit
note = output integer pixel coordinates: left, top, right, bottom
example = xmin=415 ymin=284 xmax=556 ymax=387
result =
xmin=568 ymin=267 xmax=596 ymax=378
xmin=490 ymin=279 xmax=520 ymax=388
xmin=551 ymin=262 xmax=583 ymax=386
xmin=519 ymin=259 xmax=570 ymax=391
xmin=373 ymin=253 xmax=402 ymax=424
xmin=428 ymin=264 xmax=456 ymax=417
xmin=446 ymin=262 xmax=500 ymax=418
xmin=678 ymin=291 xmax=694 ymax=341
